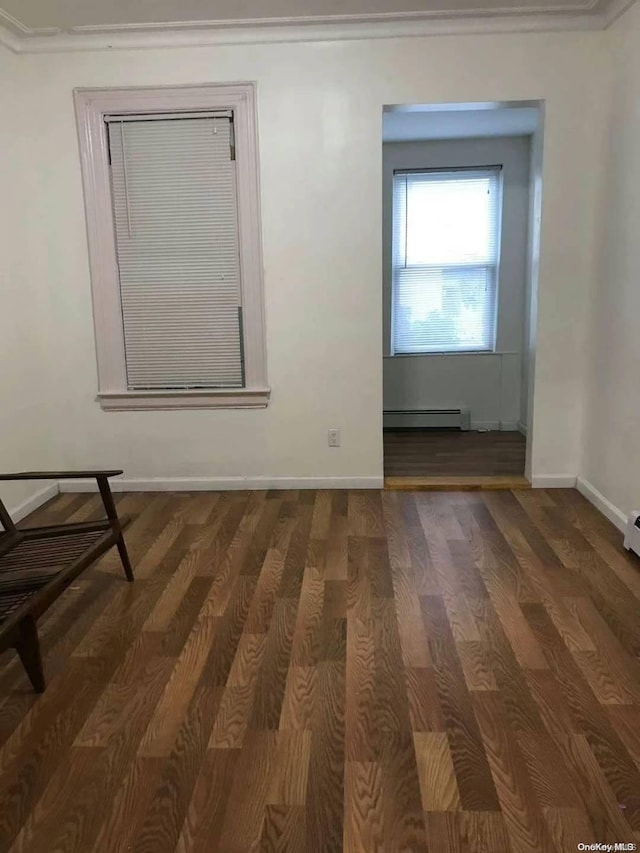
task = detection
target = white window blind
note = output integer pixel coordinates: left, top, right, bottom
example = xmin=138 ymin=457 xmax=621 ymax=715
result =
xmin=107 ymin=114 xmax=243 ymax=390
xmin=392 ymin=168 xmax=501 ymax=355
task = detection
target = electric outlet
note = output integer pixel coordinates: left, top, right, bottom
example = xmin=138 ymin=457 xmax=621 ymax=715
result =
xmin=328 ymin=428 xmax=341 ymax=448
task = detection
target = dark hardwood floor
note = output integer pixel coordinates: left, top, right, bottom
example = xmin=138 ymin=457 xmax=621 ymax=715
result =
xmin=384 ymin=429 xmax=527 ymax=477
xmin=0 ymin=487 xmax=639 ymax=852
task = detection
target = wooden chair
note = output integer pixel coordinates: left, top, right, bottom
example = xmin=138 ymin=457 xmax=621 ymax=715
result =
xmin=0 ymin=471 xmax=133 ymax=692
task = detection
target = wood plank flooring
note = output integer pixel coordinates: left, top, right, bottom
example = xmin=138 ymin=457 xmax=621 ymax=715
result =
xmin=384 ymin=429 xmax=526 ymax=477
xmin=384 ymin=475 xmax=531 ymax=491
xmin=0 ymin=488 xmax=639 ymax=852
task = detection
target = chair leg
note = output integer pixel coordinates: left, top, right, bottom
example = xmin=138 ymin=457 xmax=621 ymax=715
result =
xmin=15 ymin=617 xmax=45 ymax=693
xmin=117 ymin=534 xmax=134 ymax=582
xmin=96 ymin=475 xmax=134 ymax=582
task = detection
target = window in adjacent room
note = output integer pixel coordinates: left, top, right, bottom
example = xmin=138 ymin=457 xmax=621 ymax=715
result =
xmin=74 ymin=84 xmax=268 ymax=410
xmin=391 ymin=168 xmax=502 ymax=355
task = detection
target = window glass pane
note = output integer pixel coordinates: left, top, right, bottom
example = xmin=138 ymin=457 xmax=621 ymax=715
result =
xmin=405 ymin=175 xmax=495 ymax=266
xmin=392 ymin=169 xmax=501 ymax=354
xmin=394 ymin=266 xmax=496 ymax=353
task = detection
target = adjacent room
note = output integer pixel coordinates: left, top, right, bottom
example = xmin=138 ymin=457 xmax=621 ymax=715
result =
xmin=382 ymin=102 xmax=537 ymax=486
xmin=1 ymin=0 xmax=640 ymax=849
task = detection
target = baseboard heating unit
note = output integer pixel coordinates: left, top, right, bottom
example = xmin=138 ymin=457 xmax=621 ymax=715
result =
xmin=624 ymin=511 xmax=640 ymax=558
xmin=383 ymin=408 xmax=470 ymax=430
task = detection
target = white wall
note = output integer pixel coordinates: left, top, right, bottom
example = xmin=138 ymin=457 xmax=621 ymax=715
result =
xmin=383 ymin=135 xmax=531 ymax=430
xmin=0 ymin=29 xmax=608 ymax=487
xmin=0 ymin=46 xmax=59 ymax=516
xmin=583 ymin=1 xmax=640 ymax=518
xmin=521 ymin=118 xmax=544 ymax=452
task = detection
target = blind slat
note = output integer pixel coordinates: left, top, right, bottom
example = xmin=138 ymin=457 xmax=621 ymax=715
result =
xmin=108 ymin=115 xmax=243 ymax=391
xmin=392 ymin=169 xmax=501 ymax=355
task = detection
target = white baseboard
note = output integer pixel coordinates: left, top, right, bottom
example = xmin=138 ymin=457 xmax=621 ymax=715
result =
xmin=530 ymin=475 xmax=577 ymax=488
xmin=470 ymin=420 xmax=520 ymax=432
xmin=58 ymin=475 xmax=385 ymax=493
xmin=12 ymin=475 xmax=626 ymax=538
xmin=517 ymin=422 xmax=528 ymax=436
xmin=576 ymin=476 xmax=627 ymax=533
xmin=8 ymin=483 xmax=59 ymax=522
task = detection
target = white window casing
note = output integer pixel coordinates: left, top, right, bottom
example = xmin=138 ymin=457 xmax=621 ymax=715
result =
xmin=74 ymin=84 xmax=268 ymax=410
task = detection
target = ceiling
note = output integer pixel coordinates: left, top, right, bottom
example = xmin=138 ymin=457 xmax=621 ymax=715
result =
xmin=383 ymin=106 xmax=540 ymax=141
xmin=0 ymin=0 xmax=605 ymax=32
xmin=0 ymin=0 xmax=632 ymax=49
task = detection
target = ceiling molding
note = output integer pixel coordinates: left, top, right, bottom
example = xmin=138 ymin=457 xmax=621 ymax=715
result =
xmin=0 ymin=21 xmax=19 ymax=50
xmin=602 ymin=0 xmax=637 ymax=24
xmin=0 ymin=8 xmax=607 ymax=54
xmin=0 ymin=7 xmax=59 ymax=35
xmin=0 ymin=0 xmax=605 ymax=36
xmin=64 ymin=1 xmax=602 ymax=32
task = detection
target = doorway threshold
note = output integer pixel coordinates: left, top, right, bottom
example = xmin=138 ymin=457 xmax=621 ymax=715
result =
xmin=384 ymin=475 xmax=531 ymax=491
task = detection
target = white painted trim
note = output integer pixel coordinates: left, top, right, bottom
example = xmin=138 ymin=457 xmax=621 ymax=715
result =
xmin=576 ymin=476 xmax=627 ymax=532
xmin=98 ymin=388 xmax=270 ymax=410
xmin=7 ymin=483 xmax=59 ymax=523
xmin=0 ymin=8 xmax=59 ymax=36
xmin=0 ymin=21 xmax=20 ymax=50
xmin=471 ymin=420 xmax=499 ymax=431
xmin=2 ymin=11 xmax=607 ymax=54
xmin=469 ymin=420 xmax=520 ymax=431
xmin=66 ymin=1 xmax=601 ymax=31
xmin=74 ymin=83 xmax=268 ymax=410
xmin=603 ymin=0 xmax=638 ymax=26
xmin=58 ymin=476 xmax=384 ymax=492
xmin=384 ymin=350 xmax=521 ymax=359
xmin=530 ymin=474 xmax=577 ymax=488
xmin=517 ymin=421 xmax=528 ymax=436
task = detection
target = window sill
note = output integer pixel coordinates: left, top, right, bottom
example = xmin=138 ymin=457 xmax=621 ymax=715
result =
xmin=97 ymin=388 xmax=270 ymax=411
xmin=384 ymin=351 xmax=515 ymax=358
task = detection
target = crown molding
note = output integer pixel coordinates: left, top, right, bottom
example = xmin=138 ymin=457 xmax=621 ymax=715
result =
xmin=63 ymin=1 xmax=602 ymax=31
xmin=0 ymin=0 xmax=604 ymax=34
xmin=0 ymin=22 xmax=19 ymax=50
xmin=0 ymin=7 xmax=59 ymax=35
xmin=602 ymin=0 xmax=637 ymax=24
xmin=0 ymin=7 xmax=607 ymax=54
xmin=0 ymin=5 xmax=55 ymax=49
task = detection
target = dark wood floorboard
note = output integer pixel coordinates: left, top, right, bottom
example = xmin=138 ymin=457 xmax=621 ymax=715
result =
xmin=0 ymin=487 xmax=639 ymax=852
xmin=384 ymin=429 xmax=526 ymax=477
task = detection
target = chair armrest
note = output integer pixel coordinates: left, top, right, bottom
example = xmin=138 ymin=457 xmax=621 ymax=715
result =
xmin=0 ymin=471 xmax=123 ymax=481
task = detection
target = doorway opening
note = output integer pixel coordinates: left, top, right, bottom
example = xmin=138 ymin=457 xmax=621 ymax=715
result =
xmin=381 ymin=100 xmax=543 ymax=488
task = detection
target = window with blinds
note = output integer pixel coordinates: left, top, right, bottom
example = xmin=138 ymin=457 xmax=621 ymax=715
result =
xmin=391 ymin=168 xmax=502 ymax=355
xmin=106 ymin=113 xmax=243 ymax=391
